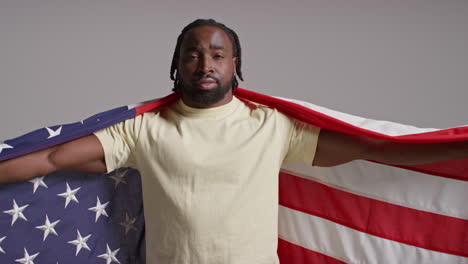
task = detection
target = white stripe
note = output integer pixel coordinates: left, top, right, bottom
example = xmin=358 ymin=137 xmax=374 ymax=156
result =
xmin=281 ymin=160 xmax=468 ymax=219
xmin=278 ymin=206 xmax=468 ymax=264
xmin=274 ymin=96 xmax=461 ymax=136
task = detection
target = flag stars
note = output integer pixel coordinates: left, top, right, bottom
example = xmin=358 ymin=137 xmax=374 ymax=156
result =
xmin=29 ymin=176 xmax=48 ymax=193
xmin=119 ymin=213 xmax=137 ymax=235
xmin=57 ymin=183 xmax=80 ymax=208
xmin=15 ymin=248 xmax=39 ymax=264
xmin=0 ymin=143 xmax=13 ymax=154
xmin=0 ymin=236 xmax=6 ymax=254
xmin=36 ymin=215 xmax=60 ymax=241
xmin=46 ymin=126 xmax=62 ymax=139
xmin=67 ymin=230 xmax=92 ymax=256
xmin=88 ymin=197 xmax=109 ymax=222
xmin=110 ymin=170 xmax=128 ymax=188
xmin=97 ymin=244 xmax=120 ymax=264
xmin=4 ymin=200 xmax=29 ymax=226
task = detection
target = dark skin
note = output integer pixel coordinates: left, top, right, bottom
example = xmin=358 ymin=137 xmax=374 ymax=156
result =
xmin=0 ymin=25 xmax=467 ymax=183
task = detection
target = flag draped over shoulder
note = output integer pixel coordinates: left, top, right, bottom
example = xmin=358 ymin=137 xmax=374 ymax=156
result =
xmin=0 ymin=88 xmax=467 ymax=264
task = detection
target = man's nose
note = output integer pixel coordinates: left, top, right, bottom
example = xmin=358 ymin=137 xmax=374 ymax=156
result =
xmin=199 ymin=56 xmax=214 ymax=73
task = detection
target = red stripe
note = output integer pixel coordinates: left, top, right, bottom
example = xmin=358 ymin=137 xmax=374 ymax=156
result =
xmin=279 ymin=171 xmax=468 ymax=257
xmin=277 ymin=238 xmax=346 ymax=264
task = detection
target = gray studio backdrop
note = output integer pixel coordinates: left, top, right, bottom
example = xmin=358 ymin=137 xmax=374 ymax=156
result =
xmin=1 ymin=0 xmax=467 ymax=140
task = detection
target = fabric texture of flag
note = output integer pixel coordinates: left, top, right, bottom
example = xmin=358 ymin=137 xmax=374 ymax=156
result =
xmin=0 ymin=88 xmax=467 ymax=264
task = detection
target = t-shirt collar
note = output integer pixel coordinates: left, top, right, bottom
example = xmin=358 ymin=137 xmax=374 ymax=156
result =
xmin=175 ymin=96 xmax=241 ymax=118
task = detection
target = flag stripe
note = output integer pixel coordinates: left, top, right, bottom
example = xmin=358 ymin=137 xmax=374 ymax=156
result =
xmin=278 ymin=206 xmax=468 ymax=264
xmin=281 ymin=161 xmax=468 ymax=219
xmin=277 ymin=238 xmax=346 ymax=264
xmin=279 ymin=171 xmax=468 ymax=257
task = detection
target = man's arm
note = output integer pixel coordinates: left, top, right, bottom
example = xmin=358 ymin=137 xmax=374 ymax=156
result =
xmin=313 ymin=129 xmax=468 ymax=167
xmin=0 ymin=134 xmax=106 ymax=183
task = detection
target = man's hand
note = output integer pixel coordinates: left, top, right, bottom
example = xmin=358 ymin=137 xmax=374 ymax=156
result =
xmin=313 ymin=129 xmax=468 ymax=167
xmin=0 ymin=134 xmax=106 ymax=183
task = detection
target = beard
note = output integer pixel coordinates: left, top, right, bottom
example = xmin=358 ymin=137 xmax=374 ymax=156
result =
xmin=179 ymin=76 xmax=233 ymax=106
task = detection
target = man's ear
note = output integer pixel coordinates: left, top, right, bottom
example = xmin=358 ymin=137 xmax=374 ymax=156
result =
xmin=232 ymin=57 xmax=238 ymax=72
xmin=175 ymin=60 xmax=180 ymax=77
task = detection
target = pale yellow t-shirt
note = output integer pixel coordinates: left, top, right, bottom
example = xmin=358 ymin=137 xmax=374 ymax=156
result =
xmin=94 ymin=96 xmax=320 ymax=264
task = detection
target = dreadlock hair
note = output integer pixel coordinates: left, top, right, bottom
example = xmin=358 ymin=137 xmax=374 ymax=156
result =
xmin=170 ymin=19 xmax=244 ymax=93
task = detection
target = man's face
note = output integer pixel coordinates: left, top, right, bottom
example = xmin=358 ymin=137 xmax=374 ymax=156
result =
xmin=177 ymin=26 xmax=237 ymax=108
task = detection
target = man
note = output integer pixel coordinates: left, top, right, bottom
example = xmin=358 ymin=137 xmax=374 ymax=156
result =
xmin=0 ymin=19 xmax=467 ymax=263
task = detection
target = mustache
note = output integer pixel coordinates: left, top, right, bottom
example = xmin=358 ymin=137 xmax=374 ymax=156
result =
xmin=193 ymin=74 xmax=220 ymax=82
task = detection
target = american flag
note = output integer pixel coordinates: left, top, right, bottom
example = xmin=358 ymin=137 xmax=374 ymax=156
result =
xmin=0 ymin=88 xmax=467 ymax=263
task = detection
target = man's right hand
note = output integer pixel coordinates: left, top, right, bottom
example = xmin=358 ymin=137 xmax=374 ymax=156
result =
xmin=0 ymin=134 xmax=106 ymax=183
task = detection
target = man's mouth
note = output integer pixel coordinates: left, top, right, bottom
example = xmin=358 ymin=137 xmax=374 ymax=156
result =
xmin=195 ymin=78 xmax=218 ymax=90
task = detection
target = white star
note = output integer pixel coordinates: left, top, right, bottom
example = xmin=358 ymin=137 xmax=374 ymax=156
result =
xmin=15 ymin=248 xmax=39 ymax=264
xmin=36 ymin=215 xmax=60 ymax=241
xmin=109 ymin=170 xmax=127 ymax=188
xmin=57 ymin=182 xmax=80 ymax=208
xmin=46 ymin=126 xmax=62 ymax=139
xmin=0 ymin=143 xmax=13 ymax=154
xmin=97 ymin=244 xmax=120 ymax=264
xmin=88 ymin=197 xmax=109 ymax=222
xmin=0 ymin=236 xmax=6 ymax=254
xmin=29 ymin=176 xmax=48 ymax=193
xmin=119 ymin=213 xmax=137 ymax=235
xmin=3 ymin=200 xmax=29 ymax=226
xmin=67 ymin=230 xmax=91 ymax=256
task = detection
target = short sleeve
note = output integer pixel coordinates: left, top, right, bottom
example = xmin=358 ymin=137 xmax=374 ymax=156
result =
xmin=93 ymin=115 xmax=143 ymax=173
xmin=283 ymin=119 xmax=321 ymax=165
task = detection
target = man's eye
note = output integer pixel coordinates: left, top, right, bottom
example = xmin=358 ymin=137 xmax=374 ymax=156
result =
xmin=214 ymin=54 xmax=224 ymax=59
